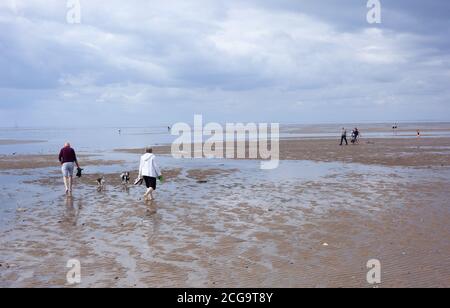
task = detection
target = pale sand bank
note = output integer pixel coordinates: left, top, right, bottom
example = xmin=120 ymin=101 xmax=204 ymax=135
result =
xmin=0 ymin=154 xmax=125 ymax=171
xmin=116 ymin=137 xmax=450 ymax=168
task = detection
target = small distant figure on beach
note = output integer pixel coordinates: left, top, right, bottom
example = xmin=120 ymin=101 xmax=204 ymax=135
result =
xmin=351 ymin=128 xmax=360 ymax=144
xmin=59 ymin=142 xmax=81 ymax=196
xmin=138 ymin=147 xmax=162 ymax=201
xmin=168 ymin=126 xmax=171 ymax=133
xmin=392 ymin=123 xmax=398 ymax=135
xmin=417 ymin=130 xmax=421 ymax=138
xmin=118 ymin=129 xmax=122 ymax=135
xmin=340 ymin=128 xmax=348 ymax=146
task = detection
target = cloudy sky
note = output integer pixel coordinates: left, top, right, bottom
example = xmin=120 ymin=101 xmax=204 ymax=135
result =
xmin=1 ymin=0 xmax=449 ymax=127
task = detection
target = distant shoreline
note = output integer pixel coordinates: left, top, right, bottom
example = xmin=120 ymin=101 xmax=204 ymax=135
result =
xmin=1 ymin=121 xmax=450 ymax=130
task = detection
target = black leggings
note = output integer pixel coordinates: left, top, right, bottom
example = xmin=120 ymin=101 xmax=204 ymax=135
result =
xmin=340 ymin=136 xmax=348 ymax=145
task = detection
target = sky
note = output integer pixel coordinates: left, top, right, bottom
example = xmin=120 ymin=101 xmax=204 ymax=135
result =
xmin=0 ymin=0 xmax=450 ymax=127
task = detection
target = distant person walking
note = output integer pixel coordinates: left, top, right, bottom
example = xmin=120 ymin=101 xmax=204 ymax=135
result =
xmin=59 ymin=142 xmax=81 ymax=196
xmin=392 ymin=123 xmax=398 ymax=135
xmin=340 ymin=128 xmax=348 ymax=146
xmin=138 ymin=148 xmax=162 ymax=201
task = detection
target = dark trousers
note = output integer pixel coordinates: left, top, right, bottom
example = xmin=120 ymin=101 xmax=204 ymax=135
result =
xmin=340 ymin=135 xmax=348 ymax=145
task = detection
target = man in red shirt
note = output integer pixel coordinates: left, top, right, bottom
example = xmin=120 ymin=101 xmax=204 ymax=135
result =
xmin=59 ymin=142 xmax=81 ymax=196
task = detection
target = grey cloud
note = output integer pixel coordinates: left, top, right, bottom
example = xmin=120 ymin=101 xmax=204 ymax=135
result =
xmin=0 ymin=0 xmax=449 ymax=126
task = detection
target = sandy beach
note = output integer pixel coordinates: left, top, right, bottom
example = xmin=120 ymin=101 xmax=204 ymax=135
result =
xmin=118 ymin=137 xmax=450 ymax=167
xmin=1 ymin=133 xmax=449 ymax=288
xmin=0 ymin=154 xmax=125 ymax=171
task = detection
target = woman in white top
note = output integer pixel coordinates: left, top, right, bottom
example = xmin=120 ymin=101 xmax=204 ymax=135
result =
xmin=138 ymin=147 xmax=162 ymax=201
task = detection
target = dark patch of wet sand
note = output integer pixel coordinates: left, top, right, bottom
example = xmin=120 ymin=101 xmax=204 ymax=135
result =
xmin=0 ymin=154 xmax=125 ymax=171
xmin=186 ymin=168 xmax=239 ymax=182
xmin=24 ymin=168 xmax=184 ymax=187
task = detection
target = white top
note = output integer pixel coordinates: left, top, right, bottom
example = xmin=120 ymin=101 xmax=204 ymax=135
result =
xmin=139 ymin=153 xmax=161 ymax=178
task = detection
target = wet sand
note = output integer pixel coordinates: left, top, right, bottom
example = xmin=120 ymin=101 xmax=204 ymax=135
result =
xmin=24 ymin=168 xmax=183 ymax=187
xmin=1 ymin=137 xmax=450 ymax=288
xmin=278 ymin=137 xmax=450 ymax=167
xmin=118 ymin=137 xmax=450 ymax=167
xmin=0 ymin=154 xmax=125 ymax=171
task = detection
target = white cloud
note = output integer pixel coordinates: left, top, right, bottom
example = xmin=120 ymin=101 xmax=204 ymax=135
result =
xmin=0 ymin=0 xmax=450 ymax=126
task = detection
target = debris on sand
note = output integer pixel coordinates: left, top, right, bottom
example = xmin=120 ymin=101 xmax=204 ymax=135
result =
xmin=2 ymin=263 xmax=17 ymax=269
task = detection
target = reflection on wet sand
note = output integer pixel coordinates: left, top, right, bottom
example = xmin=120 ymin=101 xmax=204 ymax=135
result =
xmin=145 ymin=200 xmax=158 ymax=216
xmin=60 ymin=196 xmax=82 ymax=227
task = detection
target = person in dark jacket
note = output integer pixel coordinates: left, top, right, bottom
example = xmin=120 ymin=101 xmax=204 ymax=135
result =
xmin=340 ymin=128 xmax=348 ymax=146
xmin=59 ymin=142 xmax=81 ymax=196
xmin=351 ymin=128 xmax=360 ymax=144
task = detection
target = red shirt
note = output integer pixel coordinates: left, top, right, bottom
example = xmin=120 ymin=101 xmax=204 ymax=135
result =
xmin=59 ymin=147 xmax=77 ymax=164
